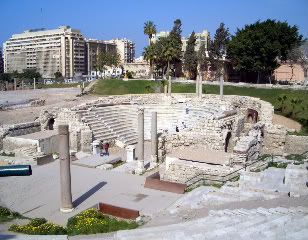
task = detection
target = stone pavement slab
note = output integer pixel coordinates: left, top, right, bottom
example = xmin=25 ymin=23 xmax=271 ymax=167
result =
xmin=72 ymin=154 xmax=121 ymax=168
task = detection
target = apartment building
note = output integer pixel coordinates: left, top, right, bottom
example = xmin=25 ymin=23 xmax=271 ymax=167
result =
xmin=151 ymin=30 xmax=209 ymax=52
xmin=85 ymin=39 xmax=117 ymax=75
xmin=0 ymin=48 xmax=3 ymax=73
xmin=105 ymin=38 xmax=135 ymax=63
xmin=3 ymin=26 xmax=85 ymax=78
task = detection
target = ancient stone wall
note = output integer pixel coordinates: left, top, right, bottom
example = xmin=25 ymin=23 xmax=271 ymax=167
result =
xmin=284 ymin=135 xmax=308 ymax=154
xmin=0 ymin=121 xmax=41 ymax=150
xmin=54 ymin=108 xmax=92 ymax=152
xmin=232 ymin=123 xmax=264 ymax=165
xmin=162 ymin=157 xmax=235 ymax=184
xmin=262 ymin=124 xmax=287 ymax=154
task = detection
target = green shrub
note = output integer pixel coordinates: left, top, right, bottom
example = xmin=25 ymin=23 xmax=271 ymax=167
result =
xmin=0 ymin=206 xmax=22 ymax=223
xmin=67 ymin=208 xmax=138 ymax=236
xmin=9 ymin=218 xmax=66 ymax=235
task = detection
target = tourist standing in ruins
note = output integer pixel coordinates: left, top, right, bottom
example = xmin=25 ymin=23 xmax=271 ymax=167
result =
xmin=104 ymin=142 xmax=110 ymax=156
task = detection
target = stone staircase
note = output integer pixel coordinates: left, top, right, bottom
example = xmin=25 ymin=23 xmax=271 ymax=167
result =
xmin=168 ymin=165 xmax=308 ymax=214
xmin=79 ymin=105 xmax=139 ymax=146
xmin=78 ymin=103 xmax=222 ymax=146
xmin=116 ymin=207 xmax=308 ymax=240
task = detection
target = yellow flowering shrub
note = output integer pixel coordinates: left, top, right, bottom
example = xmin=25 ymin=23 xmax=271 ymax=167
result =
xmin=9 ymin=218 xmax=66 ymax=235
xmin=67 ymin=208 xmax=138 ymax=236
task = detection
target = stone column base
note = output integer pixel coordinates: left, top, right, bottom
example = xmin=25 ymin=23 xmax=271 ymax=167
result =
xmin=60 ymin=207 xmax=74 ymax=213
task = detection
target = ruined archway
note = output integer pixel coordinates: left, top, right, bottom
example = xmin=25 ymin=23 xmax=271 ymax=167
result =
xmin=47 ymin=118 xmax=55 ymax=130
xmin=247 ymin=109 xmax=258 ymax=123
xmin=224 ymin=132 xmax=232 ymax=153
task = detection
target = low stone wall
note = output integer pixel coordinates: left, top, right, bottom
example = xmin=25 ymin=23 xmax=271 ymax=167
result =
xmin=162 ymin=157 xmax=235 ymax=184
xmin=0 ymin=121 xmax=41 ymax=150
xmin=3 ymin=136 xmax=38 ymax=153
xmin=284 ymin=135 xmax=308 ymax=154
xmin=262 ymin=124 xmax=287 ymax=154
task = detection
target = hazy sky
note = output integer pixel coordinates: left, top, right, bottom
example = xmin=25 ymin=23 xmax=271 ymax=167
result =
xmin=1 ymin=0 xmax=307 ymax=56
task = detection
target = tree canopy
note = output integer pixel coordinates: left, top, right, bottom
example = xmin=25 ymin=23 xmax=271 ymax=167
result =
xmin=144 ymin=21 xmax=157 ymax=45
xmin=183 ymin=31 xmax=198 ymax=79
xmin=227 ymin=19 xmax=303 ymax=75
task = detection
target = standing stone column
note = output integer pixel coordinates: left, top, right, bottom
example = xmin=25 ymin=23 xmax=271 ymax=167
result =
xmin=219 ymin=77 xmax=224 ymax=100
xmin=136 ymin=108 xmax=145 ymax=174
xmin=164 ymin=84 xmax=168 ymax=96
xmin=196 ymin=78 xmax=199 ymax=98
xmin=151 ymin=112 xmax=158 ymax=167
xmin=14 ymin=78 xmax=17 ymax=91
xmin=21 ymin=80 xmax=24 ymax=90
xmin=199 ymin=78 xmax=203 ymax=98
xmin=58 ymin=125 xmax=74 ymax=212
xmin=168 ymin=76 xmax=172 ymax=97
xmin=33 ymin=78 xmax=36 ymax=90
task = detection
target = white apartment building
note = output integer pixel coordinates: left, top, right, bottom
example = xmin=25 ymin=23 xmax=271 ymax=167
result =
xmin=3 ymin=26 xmax=85 ymax=79
xmin=151 ymin=30 xmax=209 ymax=52
xmin=105 ymin=38 xmax=135 ymax=63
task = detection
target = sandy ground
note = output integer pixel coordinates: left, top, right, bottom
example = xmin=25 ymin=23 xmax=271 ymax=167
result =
xmin=273 ymin=114 xmax=301 ymax=131
xmin=0 ymin=88 xmax=97 ymax=125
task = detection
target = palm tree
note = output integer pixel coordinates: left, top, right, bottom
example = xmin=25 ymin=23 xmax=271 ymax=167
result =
xmin=144 ymin=21 xmax=157 ymax=46
xmin=143 ymin=44 xmax=157 ymax=79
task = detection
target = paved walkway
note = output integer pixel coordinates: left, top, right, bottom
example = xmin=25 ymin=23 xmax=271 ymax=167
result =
xmin=0 ymin=161 xmax=181 ymax=225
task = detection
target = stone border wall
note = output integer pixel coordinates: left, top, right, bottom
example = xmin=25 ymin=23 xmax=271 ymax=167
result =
xmin=284 ymin=135 xmax=308 ymax=154
xmin=0 ymin=121 xmax=41 ymax=150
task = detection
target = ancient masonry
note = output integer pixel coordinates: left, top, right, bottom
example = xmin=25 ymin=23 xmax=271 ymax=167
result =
xmin=1 ymin=93 xmax=307 ymax=182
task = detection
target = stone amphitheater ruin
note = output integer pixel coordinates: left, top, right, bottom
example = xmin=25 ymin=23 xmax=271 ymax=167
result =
xmin=1 ymin=93 xmax=298 ymax=184
xmin=1 ymin=91 xmax=308 ymax=239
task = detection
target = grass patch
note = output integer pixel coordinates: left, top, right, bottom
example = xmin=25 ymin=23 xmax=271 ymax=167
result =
xmin=285 ymin=154 xmax=306 ymax=162
xmin=0 ymin=206 xmax=23 ymax=223
xmin=66 ymin=208 xmax=138 ymax=236
xmin=9 ymin=218 xmax=66 ymax=235
xmin=258 ymin=154 xmax=272 ymax=161
xmin=111 ymin=160 xmax=124 ymax=168
xmin=0 ymin=152 xmax=15 ymax=157
xmin=186 ymin=182 xmax=224 ymax=192
xmin=268 ymin=162 xmax=288 ymax=168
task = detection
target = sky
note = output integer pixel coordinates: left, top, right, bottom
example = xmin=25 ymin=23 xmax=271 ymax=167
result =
xmin=1 ymin=0 xmax=307 ymax=57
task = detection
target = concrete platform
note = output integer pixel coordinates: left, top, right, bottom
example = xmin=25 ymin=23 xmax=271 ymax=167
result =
xmin=0 ymin=160 xmax=181 ymax=225
xmin=73 ymin=154 xmax=121 ymax=168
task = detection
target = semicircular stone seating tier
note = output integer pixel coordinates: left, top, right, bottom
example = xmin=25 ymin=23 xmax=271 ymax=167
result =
xmin=77 ymin=103 xmax=219 ymax=146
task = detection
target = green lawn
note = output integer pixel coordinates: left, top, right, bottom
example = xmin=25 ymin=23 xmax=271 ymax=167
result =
xmin=92 ymin=79 xmax=308 ymax=132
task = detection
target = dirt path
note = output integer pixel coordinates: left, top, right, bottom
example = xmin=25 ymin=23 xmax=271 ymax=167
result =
xmin=273 ymin=114 xmax=301 ymax=131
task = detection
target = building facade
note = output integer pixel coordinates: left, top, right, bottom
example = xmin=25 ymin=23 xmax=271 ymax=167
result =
xmin=3 ymin=26 xmax=85 ymax=79
xmin=151 ymin=30 xmax=209 ymax=52
xmin=85 ymin=39 xmax=117 ymax=75
xmin=0 ymin=48 xmax=3 ymax=73
xmin=105 ymin=38 xmax=135 ymax=63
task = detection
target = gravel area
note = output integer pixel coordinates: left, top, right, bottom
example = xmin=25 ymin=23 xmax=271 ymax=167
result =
xmin=0 ymin=88 xmax=97 ymax=125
